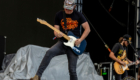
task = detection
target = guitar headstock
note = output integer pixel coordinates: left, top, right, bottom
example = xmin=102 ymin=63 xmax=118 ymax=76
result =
xmin=37 ymin=18 xmax=47 ymax=24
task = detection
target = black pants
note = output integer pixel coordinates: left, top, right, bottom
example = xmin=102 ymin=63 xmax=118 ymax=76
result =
xmin=114 ymin=70 xmax=128 ymax=80
xmin=36 ymin=40 xmax=78 ymax=80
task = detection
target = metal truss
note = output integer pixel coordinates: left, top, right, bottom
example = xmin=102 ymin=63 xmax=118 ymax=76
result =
xmin=135 ymin=0 xmax=140 ymax=80
xmin=75 ymin=0 xmax=83 ymax=13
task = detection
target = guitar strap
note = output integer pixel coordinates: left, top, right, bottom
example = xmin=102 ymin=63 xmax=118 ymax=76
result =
xmin=120 ymin=45 xmax=127 ymax=60
xmin=119 ymin=44 xmax=124 ymax=56
xmin=63 ymin=11 xmax=67 ymax=34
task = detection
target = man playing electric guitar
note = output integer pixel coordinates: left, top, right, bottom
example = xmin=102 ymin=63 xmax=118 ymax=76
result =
xmin=30 ymin=0 xmax=90 ymax=80
xmin=109 ymin=34 xmax=139 ymax=80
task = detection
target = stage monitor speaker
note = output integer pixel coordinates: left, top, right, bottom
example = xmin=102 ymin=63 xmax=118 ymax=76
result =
xmin=0 ymin=35 xmax=6 ymax=70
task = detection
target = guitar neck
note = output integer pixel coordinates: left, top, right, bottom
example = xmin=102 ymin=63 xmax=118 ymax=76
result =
xmin=127 ymin=62 xmax=136 ymax=66
xmin=127 ymin=61 xmax=140 ymax=66
xmin=37 ymin=18 xmax=70 ymax=40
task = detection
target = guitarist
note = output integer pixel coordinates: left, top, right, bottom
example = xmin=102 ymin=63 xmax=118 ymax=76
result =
xmin=109 ymin=34 xmax=139 ymax=80
xmin=30 ymin=0 xmax=90 ymax=80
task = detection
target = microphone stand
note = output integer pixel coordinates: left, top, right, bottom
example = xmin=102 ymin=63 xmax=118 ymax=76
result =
xmin=129 ymin=43 xmax=140 ymax=59
xmin=129 ymin=43 xmax=140 ymax=80
xmin=82 ymin=12 xmax=112 ymax=53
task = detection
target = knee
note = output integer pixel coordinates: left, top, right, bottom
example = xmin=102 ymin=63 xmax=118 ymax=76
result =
xmin=45 ymin=49 xmax=55 ymax=57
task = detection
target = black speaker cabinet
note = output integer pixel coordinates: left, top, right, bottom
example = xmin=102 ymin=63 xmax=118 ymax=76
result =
xmin=0 ymin=35 xmax=6 ymax=70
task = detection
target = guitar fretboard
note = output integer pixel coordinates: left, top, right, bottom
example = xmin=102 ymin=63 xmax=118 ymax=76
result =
xmin=37 ymin=18 xmax=70 ymax=40
xmin=127 ymin=61 xmax=140 ymax=66
xmin=127 ymin=62 xmax=136 ymax=66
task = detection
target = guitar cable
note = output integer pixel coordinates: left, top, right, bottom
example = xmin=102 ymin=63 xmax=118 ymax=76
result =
xmin=82 ymin=12 xmax=112 ymax=53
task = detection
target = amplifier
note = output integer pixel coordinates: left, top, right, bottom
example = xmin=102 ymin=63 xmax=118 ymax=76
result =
xmin=0 ymin=35 xmax=6 ymax=70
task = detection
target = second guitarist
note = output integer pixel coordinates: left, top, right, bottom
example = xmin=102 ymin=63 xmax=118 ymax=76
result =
xmin=109 ymin=34 xmax=139 ymax=80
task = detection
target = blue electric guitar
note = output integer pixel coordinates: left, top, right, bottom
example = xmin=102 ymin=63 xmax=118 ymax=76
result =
xmin=37 ymin=18 xmax=87 ymax=55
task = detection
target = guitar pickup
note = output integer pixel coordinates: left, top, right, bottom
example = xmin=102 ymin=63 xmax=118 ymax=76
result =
xmin=72 ymin=47 xmax=80 ymax=53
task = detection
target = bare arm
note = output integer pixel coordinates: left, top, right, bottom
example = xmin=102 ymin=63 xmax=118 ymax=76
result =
xmin=54 ymin=25 xmax=63 ymax=38
xmin=109 ymin=52 xmax=121 ymax=63
xmin=74 ymin=22 xmax=90 ymax=46
xmin=80 ymin=22 xmax=91 ymax=41
xmin=109 ymin=51 xmax=126 ymax=65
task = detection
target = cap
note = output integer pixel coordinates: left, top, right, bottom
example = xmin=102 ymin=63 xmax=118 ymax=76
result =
xmin=123 ymin=34 xmax=132 ymax=44
xmin=64 ymin=0 xmax=76 ymax=10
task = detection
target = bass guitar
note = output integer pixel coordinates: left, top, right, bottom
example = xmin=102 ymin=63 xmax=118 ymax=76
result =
xmin=37 ymin=18 xmax=87 ymax=55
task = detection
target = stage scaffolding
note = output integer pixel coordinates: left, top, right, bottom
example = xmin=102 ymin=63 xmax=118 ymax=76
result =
xmin=75 ymin=0 xmax=83 ymax=13
xmin=75 ymin=0 xmax=140 ymax=79
xmin=135 ymin=0 xmax=140 ymax=79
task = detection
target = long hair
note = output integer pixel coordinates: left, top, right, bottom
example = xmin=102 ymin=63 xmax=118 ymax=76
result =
xmin=118 ymin=37 xmax=123 ymax=43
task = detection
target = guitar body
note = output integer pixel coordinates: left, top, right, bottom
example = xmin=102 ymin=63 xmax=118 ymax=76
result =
xmin=114 ymin=62 xmax=125 ymax=74
xmin=64 ymin=31 xmax=87 ymax=55
xmin=124 ymin=60 xmax=129 ymax=70
xmin=114 ymin=60 xmax=129 ymax=75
